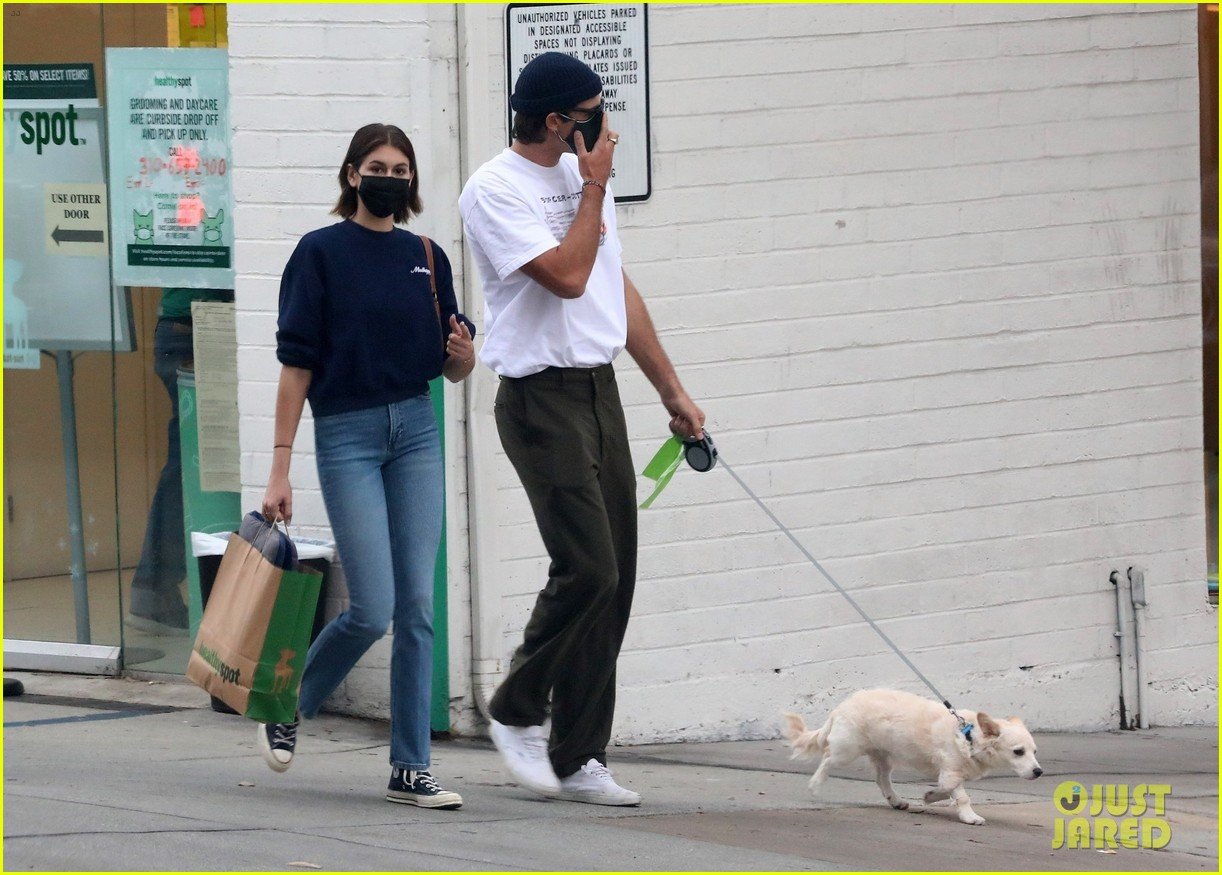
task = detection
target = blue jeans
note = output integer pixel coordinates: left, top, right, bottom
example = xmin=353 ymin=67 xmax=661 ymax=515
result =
xmin=297 ymin=394 xmax=443 ymax=771
xmin=129 ymin=319 xmax=193 ymax=623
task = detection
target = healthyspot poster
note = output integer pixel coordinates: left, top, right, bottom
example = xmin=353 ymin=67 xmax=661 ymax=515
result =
xmin=105 ymin=47 xmax=234 ymax=288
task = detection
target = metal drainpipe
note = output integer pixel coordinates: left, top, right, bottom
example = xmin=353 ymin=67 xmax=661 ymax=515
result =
xmin=1110 ymin=570 xmax=1137 ymax=730
xmin=1128 ymin=566 xmax=1149 ymax=729
xmin=455 ymin=3 xmax=500 ymax=724
xmin=464 ymin=379 xmax=502 ymax=723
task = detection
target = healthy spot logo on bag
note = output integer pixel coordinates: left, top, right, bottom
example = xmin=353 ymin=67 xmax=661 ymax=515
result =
xmin=198 ymin=643 xmax=241 ymax=686
xmin=1051 ymin=780 xmax=1172 ymax=850
xmin=272 ymin=649 xmax=297 ymax=694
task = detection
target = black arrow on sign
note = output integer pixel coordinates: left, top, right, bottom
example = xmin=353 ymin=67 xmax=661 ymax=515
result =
xmin=51 ymin=226 xmax=104 ymax=245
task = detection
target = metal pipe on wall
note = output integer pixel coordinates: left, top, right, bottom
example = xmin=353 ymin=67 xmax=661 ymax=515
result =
xmin=1110 ymin=569 xmax=1137 ymax=730
xmin=456 ymin=2 xmax=502 ymax=724
xmin=1128 ymin=566 xmax=1150 ymax=729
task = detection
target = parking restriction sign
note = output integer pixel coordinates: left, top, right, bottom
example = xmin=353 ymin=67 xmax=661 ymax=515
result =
xmin=506 ymin=3 xmax=651 ymax=202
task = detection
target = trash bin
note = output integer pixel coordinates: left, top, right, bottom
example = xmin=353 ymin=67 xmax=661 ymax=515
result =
xmin=177 ymin=366 xmax=242 ymax=639
xmin=192 ymin=531 xmax=336 ymax=714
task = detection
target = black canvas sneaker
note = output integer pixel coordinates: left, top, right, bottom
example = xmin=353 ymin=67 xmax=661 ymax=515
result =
xmin=386 ymin=768 xmax=463 ymax=809
xmin=257 ymin=716 xmax=299 ymax=773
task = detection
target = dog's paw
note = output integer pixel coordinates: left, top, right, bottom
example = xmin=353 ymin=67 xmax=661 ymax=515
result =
xmin=923 ymin=790 xmax=947 ymax=805
xmin=958 ymin=813 xmax=986 ymax=826
xmin=891 ymin=800 xmax=909 ymax=811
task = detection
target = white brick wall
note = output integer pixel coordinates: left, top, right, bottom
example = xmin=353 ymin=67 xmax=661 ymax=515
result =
xmin=231 ymin=3 xmax=1215 ymax=740
xmin=229 ymin=3 xmax=472 ymax=719
xmin=456 ymin=3 xmax=1213 ymax=740
xmin=643 ymin=3 xmax=1210 ymax=736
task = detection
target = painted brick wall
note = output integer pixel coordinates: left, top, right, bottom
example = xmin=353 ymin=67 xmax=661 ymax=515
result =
xmin=457 ymin=3 xmax=1214 ymax=740
xmin=228 ymin=3 xmax=472 ymax=720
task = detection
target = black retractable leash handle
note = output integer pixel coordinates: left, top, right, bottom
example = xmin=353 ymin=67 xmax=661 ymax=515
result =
xmin=682 ymin=427 xmax=973 ymax=740
xmin=682 ymin=429 xmax=718 ymax=472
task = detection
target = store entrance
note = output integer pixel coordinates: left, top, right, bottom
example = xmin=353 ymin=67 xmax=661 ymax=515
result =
xmin=3 ymin=3 xmax=230 ymax=673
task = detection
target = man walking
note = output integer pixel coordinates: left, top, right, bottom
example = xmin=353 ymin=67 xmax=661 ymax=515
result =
xmin=459 ymin=52 xmax=704 ymax=806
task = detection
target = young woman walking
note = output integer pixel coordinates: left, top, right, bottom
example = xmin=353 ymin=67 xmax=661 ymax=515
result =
xmin=260 ymin=123 xmax=475 ymax=809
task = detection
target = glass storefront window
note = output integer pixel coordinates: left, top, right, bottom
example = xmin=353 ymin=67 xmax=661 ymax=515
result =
xmin=3 ymin=3 xmax=231 ymax=674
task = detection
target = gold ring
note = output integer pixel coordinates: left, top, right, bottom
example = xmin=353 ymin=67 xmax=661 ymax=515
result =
xmin=608 ymin=136 xmax=619 ymax=144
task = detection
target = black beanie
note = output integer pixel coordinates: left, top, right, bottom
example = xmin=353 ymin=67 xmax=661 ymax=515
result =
xmin=510 ymin=52 xmax=603 ymax=116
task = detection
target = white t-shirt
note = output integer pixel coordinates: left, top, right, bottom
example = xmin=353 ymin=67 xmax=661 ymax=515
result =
xmin=459 ymin=148 xmax=626 ymax=378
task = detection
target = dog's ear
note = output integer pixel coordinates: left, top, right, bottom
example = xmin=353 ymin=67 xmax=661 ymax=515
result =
xmin=977 ymin=712 xmax=1002 ymax=738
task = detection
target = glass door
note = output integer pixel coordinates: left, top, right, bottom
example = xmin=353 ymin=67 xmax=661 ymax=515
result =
xmin=5 ymin=4 xmax=124 ymax=671
xmin=3 ymin=3 xmax=228 ymax=674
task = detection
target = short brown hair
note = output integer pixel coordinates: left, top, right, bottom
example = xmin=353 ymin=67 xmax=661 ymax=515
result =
xmin=332 ymin=123 xmax=423 ymax=223
xmin=512 ymin=111 xmax=550 ymax=145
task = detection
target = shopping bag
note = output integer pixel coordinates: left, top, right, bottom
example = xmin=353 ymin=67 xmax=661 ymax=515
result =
xmin=185 ymin=528 xmax=323 ymax=723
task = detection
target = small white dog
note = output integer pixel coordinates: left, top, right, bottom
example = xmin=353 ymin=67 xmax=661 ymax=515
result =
xmin=782 ymin=688 xmax=1042 ymax=825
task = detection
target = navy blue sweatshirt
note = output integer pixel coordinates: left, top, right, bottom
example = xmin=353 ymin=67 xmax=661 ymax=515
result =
xmin=276 ymin=220 xmax=475 ymax=417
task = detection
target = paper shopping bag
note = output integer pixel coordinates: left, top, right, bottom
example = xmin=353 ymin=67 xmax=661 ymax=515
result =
xmin=186 ymin=531 xmax=323 ymax=723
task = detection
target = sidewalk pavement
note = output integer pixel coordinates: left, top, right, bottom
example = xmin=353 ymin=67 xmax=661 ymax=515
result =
xmin=2 ymin=672 xmax=1217 ymax=872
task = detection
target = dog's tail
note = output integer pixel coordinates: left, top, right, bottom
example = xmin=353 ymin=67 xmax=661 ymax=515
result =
xmin=781 ymin=711 xmax=832 ymax=760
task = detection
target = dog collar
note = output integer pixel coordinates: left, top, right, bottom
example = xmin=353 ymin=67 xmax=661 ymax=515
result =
xmin=949 ymin=707 xmax=975 ymax=748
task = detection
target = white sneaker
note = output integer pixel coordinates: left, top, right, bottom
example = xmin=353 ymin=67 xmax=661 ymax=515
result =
xmin=489 ymin=720 xmax=560 ymax=797
xmin=558 ymin=758 xmax=641 ymax=806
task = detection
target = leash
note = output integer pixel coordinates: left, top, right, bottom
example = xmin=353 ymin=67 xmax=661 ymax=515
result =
xmin=661 ymin=430 xmax=977 ymax=746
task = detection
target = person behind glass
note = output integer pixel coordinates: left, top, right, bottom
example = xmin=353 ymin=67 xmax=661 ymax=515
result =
xmin=459 ymin=53 xmax=705 ymax=806
xmin=126 ymin=287 xmax=232 ymax=635
xmin=259 ymin=123 xmax=476 ymax=810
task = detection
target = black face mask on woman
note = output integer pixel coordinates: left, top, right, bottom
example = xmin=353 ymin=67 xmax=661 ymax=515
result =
xmin=356 ymin=174 xmax=410 ymax=219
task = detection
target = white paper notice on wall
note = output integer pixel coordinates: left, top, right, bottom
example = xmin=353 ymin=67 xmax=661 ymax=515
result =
xmin=191 ymin=300 xmax=240 ymax=493
xmin=506 ymin=3 xmax=651 ymax=202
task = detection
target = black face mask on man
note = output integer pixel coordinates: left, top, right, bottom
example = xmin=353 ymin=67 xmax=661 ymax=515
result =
xmin=558 ymin=108 xmax=603 ymax=153
xmin=356 ymin=173 xmax=410 ymax=219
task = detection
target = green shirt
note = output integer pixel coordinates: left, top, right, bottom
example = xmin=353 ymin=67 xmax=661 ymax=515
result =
xmin=159 ymin=287 xmax=234 ymax=319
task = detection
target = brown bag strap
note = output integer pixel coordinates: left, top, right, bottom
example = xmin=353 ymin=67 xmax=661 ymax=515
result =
xmin=418 ymin=235 xmax=442 ymax=331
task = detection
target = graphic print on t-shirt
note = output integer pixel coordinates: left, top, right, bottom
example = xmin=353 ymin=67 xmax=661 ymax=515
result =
xmin=542 ymin=190 xmax=606 ymax=247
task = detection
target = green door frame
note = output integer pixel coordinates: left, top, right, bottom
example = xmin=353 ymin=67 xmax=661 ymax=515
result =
xmin=429 ymin=378 xmax=449 ymax=731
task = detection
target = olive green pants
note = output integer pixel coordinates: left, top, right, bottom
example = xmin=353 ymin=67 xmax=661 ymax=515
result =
xmin=489 ymin=364 xmax=638 ymax=778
